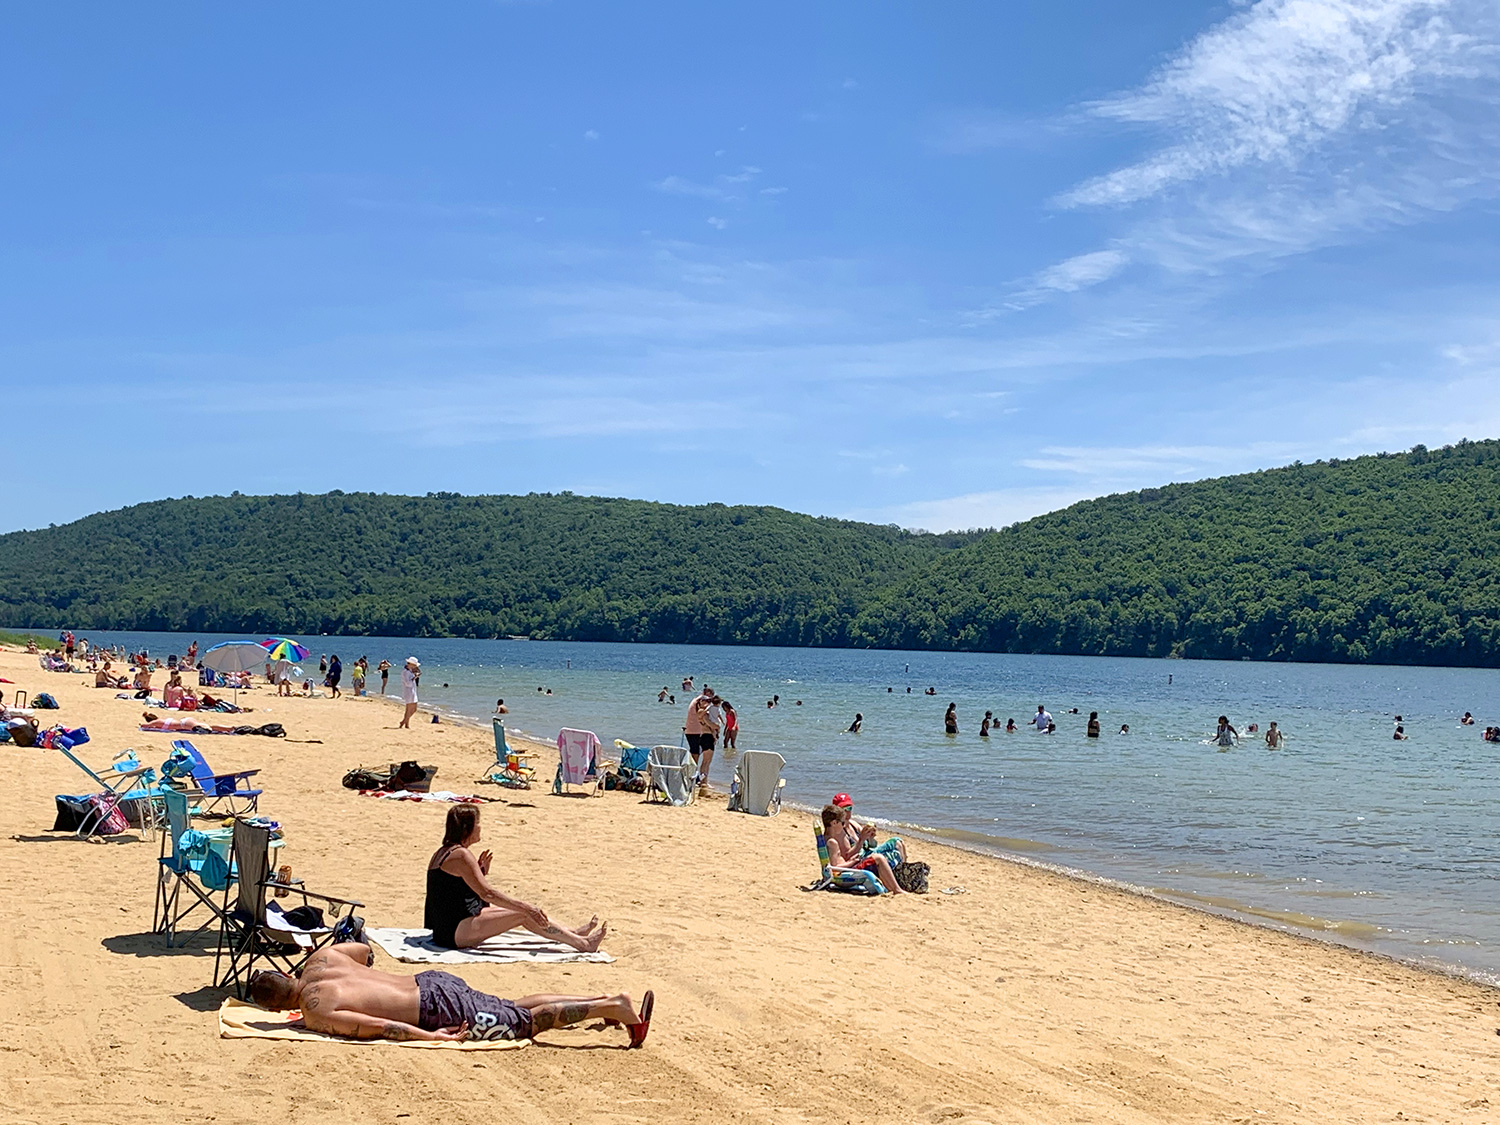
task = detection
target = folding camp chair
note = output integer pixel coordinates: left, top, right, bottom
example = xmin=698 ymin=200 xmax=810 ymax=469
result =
xmin=803 ymin=830 xmax=886 ymax=895
xmin=153 ymin=789 xmax=234 ymax=947
xmin=484 ymin=719 xmax=535 ymax=788
xmin=646 ymin=745 xmax=695 ymax=806
xmin=726 ymin=750 xmax=787 ymax=816
xmin=553 ymin=728 xmax=605 ymax=796
xmin=169 ymin=739 xmax=263 ymax=815
xmin=52 ymin=743 xmax=164 ymax=839
xmin=214 ymin=819 xmax=363 ymax=998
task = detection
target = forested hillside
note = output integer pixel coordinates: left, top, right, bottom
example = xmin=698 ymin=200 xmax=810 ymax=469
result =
xmin=0 ymin=492 xmax=972 ymax=645
xmin=850 ymin=441 xmax=1500 ymax=666
xmin=4 ymin=441 xmax=1500 ymax=666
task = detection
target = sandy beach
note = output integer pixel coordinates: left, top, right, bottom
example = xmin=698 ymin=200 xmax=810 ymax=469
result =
xmin=1 ymin=643 xmax=1498 ymax=1124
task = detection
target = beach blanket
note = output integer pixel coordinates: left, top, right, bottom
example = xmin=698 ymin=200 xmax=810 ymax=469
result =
xmin=217 ymin=998 xmax=528 ymax=1049
xmin=367 ymin=927 xmax=615 ymax=965
xmin=356 ymin=790 xmax=498 ymax=804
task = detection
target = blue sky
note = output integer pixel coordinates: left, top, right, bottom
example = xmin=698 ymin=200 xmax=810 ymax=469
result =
xmin=6 ymin=0 xmax=1500 ymax=533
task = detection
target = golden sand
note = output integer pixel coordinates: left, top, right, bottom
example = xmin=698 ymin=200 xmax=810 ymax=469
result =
xmin=1 ymin=644 xmax=1497 ymax=1124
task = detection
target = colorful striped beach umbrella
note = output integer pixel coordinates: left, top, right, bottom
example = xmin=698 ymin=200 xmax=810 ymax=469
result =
xmin=260 ymin=637 xmax=310 ymax=663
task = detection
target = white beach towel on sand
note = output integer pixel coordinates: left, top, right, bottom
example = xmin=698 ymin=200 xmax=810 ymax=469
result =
xmin=368 ymin=927 xmax=615 ymax=965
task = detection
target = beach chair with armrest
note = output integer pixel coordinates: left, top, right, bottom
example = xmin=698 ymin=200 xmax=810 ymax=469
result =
xmin=214 ymin=818 xmax=364 ymax=998
xmin=169 ymin=739 xmax=262 ymax=815
xmin=646 ymin=745 xmax=695 ymax=806
xmin=484 ymin=719 xmax=535 ymax=788
xmin=51 ymin=743 xmax=164 ymax=839
xmin=553 ymin=728 xmax=605 ymax=796
xmin=153 ymin=788 xmax=234 ymax=947
xmin=726 ymin=750 xmax=787 ymax=816
xmin=805 ymin=830 xmax=886 ymax=895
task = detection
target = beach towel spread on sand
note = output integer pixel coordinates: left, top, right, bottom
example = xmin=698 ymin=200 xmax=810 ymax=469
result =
xmin=367 ymin=927 xmax=615 ymax=965
xmin=356 ymin=790 xmax=499 ymax=804
xmin=217 ymin=998 xmax=528 ymax=1049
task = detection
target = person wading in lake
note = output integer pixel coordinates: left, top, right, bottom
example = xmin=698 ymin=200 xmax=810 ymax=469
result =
xmin=944 ymin=703 xmax=958 ymax=736
xmin=1087 ymin=711 xmax=1100 ymax=738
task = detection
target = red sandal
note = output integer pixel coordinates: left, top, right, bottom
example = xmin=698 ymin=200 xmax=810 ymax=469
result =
xmin=628 ymin=990 xmax=654 ymax=1049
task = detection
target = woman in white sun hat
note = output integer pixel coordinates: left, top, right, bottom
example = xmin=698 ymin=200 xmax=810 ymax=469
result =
xmin=399 ymin=656 xmax=421 ymax=729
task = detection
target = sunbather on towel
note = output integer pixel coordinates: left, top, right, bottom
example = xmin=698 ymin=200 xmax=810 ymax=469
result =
xmin=249 ymin=943 xmax=653 ymax=1046
xmin=822 ymin=805 xmax=903 ymax=894
xmin=138 ymin=713 xmax=238 ymax=734
xmin=426 ymin=805 xmax=607 ymax=952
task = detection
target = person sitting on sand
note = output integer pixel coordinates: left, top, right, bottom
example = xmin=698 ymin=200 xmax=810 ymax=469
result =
xmin=426 ymin=805 xmax=606 ymax=953
xmin=821 ymin=805 xmax=902 ymax=894
xmin=830 ymin=792 xmax=906 ymax=868
xmin=1265 ymin=722 xmax=1284 ymax=748
xmin=163 ymin=671 xmax=185 ymax=709
xmin=248 ymin=942 xmax=652 ymax=1046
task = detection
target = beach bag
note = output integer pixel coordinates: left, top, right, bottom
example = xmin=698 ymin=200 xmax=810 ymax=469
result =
xmin=8 ymin=721 xmax=38 ymax=748
xmin=342 ymin=767 xmax=387 ymax=791
xmin=253 ymin=722 xmax=286 ymax=738
xmin=893 ymin=860 xmax=930 ymax=895
xmin=85 ymin=795 xmax=130 ymax=836
xmin=383 ymin=760 xmax=427 ymax=791
xmin=34 ymin=693 xmax=58 ymax=709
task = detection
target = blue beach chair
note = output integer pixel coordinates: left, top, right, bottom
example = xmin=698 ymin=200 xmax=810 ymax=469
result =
xmin=51 ymin=744 xmax=165 ymax=839
xmin=803 ymin=830 xmax=886 ymax=895
xmin=168 ymin=740 xmax=262 ymax=815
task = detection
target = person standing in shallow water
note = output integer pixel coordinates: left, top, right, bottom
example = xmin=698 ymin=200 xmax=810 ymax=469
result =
xmin=378 ymin=659 xmax=391 ymax=693
xmin=980 ymin=711 xmax=992 ymax=737
xmin=1086 ymin=711 xmax=1100 ymax=738
xmin=944 ymin=703 xmax=958 ymax=735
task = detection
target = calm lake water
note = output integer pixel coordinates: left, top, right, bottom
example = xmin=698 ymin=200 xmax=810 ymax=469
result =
xmin=70 ymin=630 xmax=1500 ymax=982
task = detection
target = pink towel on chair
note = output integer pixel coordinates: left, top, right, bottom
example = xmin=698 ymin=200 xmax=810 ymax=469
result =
xmin=556 ymin=728 xmax=601 ymax=784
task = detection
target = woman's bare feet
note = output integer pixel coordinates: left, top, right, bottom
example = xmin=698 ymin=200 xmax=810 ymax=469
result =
xmin=574 ymin=915 xmax=600 ymax=935
xmin=581 ymin=922 xmax=608 ymax=952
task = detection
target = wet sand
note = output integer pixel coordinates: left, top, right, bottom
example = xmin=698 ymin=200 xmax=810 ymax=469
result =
xmin=1 ymin=643 xmax=1498 ymax=1124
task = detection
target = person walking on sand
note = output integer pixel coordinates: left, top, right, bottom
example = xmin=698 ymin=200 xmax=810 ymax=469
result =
xmin=378 ymin=659 xmax=391 ymax=694
xmin=944 ymin=703 xmax=958 ymax=735
xmin=399 ymin=657 xmax=421 ymax=729
xmin=328 ymin=654 xmax=343 ymax=699
xmin=684 ymin=688 xmax=717 ymax=791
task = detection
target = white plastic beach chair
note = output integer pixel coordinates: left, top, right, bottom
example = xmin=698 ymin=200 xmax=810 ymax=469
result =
xmin=646 ymin=745 xmax=695 ymax=806
xmin=726 ymin=750 xmax=786 ymax=816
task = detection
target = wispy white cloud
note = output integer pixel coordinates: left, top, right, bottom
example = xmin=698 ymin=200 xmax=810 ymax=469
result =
xmin=1020 ymin=0 xmax=1500 ymax=291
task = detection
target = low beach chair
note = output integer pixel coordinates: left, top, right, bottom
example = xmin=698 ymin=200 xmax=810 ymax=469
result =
xmin=52 ymin=744 xmax=164 ymax=839
xmin=805 ymin=830 xmax=886 ymax=895
xmin=214 ymin=819 xmax=363 ymax=998
xmin=169 ymin=740 xmax=262 ymax=815
xmin=484 ymin=719 xmax=534 ymax=788
xmin=153 ymin=788 xmax=233 ymax=947
xmin=553 ymin=728 xmax=605 ymax=796
xmin=646 ymin=744 xmax=695 ymax=806
xmin=726 ymin=750 xmax=786 ymax=816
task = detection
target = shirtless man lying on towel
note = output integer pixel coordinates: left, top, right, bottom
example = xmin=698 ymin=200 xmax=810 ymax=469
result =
xmin=248 ymin=943 xmax=654 ymax=1046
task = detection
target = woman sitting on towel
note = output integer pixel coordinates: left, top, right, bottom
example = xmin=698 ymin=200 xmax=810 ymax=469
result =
xmin=821 ymin=805 xmax=903 ymax=894
xmin=425 ymin=805 xmax=607 ymax=952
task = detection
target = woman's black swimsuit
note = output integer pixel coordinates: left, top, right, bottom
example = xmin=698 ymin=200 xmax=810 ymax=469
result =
xmin=424 ymin=847 xmax=484 ymax=948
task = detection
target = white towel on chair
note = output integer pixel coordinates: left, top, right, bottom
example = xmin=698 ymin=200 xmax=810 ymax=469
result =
xmin=367 ymin=927 xmax=615 ymax=965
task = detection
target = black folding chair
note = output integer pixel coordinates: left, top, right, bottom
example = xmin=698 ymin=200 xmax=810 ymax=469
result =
xmin=213 ymin=819 xmax=363 ymax=997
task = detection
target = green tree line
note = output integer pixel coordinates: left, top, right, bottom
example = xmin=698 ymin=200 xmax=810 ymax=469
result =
xmin=3 ymin=441 xmax=1499 ymax=666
